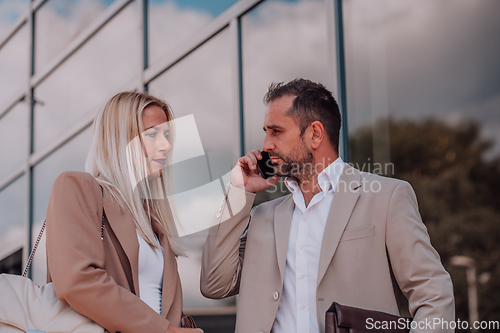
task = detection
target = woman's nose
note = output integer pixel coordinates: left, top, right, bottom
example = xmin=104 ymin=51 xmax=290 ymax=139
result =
xmin=158 ymin=136 xmax=171 ymax=152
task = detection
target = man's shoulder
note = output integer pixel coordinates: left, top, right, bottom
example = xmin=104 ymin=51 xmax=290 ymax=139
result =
xmin=343 ymin=165 xmax=412 ymax=193
xmin=252 ymin=193 xmax=291 ymax=213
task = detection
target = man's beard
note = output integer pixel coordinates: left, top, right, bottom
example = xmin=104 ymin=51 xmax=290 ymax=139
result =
xmin=270 ymin=140 xmax=314 ymax=181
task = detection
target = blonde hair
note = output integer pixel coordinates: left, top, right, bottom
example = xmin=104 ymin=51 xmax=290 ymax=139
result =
xmin=86 ymin=91 xmax=181 ymax=255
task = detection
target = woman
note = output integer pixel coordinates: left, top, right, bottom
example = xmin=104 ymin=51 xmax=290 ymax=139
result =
xmin=45 ymin=92 xmax=202 ymax=333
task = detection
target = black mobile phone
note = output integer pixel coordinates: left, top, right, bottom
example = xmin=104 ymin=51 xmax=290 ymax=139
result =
xmin=256 ymin=151 xmax=276 ymax=179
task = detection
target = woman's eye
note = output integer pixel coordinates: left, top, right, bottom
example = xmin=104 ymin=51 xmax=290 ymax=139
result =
xmin=145 ymin=132 xmax=156 ymax=138
xmin=164 ymin=131 xmax=170 ymax=139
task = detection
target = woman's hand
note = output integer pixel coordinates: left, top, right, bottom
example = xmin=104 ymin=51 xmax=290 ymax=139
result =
xmin=166 ymin=324 xmax=203 ymax=333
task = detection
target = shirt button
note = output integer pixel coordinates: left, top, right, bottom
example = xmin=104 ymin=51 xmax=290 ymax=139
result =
xmin=299 ymin=275 xmax=304 ymax=280
xmin=273 ymin=291 xmax=279 ymax=301
xmin=301 ymin=305 xmax=305 ymax=310
xmin=302 ymin=217 xmax=307 ymax=221
xmin=300 ymin=245 xmax=304 ymax=250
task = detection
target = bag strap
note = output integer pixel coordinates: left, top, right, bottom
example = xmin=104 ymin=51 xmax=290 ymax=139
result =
xmin=22 ymin=219 xmax=46 ymax=277
xmin=22 ymin=211 xmax=106 ymax=278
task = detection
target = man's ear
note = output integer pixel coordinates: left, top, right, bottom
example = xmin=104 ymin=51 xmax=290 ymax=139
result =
xmin=309 ymin=121 xmax=325 ymax=149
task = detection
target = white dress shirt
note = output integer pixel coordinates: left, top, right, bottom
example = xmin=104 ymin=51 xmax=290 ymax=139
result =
xmin=273 ymin=157 xmax=345 ymax=333
xmin=137 ymin=231 xmax=164 ymax=314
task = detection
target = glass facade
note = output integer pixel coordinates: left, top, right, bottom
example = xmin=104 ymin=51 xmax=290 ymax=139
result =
xmin=1 ymin=0 xmax=499 ymax=329
xmin=0 ymin=102 xmax=28 ymax=179
xmin=344 ymin=0 xmax=500 ymax=323
xmin=33 ymin=2 xmax=139 ymax=152
xmin=35 ymin=0 xmax=117 ymax=73
xmin=147 ymin=0 xmax=239 ymax=67
xmin=0 ymin=176 xmax=25 ymax=263
xmin=0 ymin=0 xmax=29 ymax=38
xmin=0 ymin=24 xmax=29 ymax=107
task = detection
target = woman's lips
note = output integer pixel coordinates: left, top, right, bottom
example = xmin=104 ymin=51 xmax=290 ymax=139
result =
xmin=153 ymin=159 xmax=166 ymax=165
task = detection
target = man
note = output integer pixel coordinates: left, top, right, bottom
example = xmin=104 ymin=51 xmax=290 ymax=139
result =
xmin=200 ymin=79 xmax=454 ymax=333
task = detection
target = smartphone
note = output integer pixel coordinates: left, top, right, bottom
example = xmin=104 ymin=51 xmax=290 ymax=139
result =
xmin=256 ymin=151 xmax=276 ymax=179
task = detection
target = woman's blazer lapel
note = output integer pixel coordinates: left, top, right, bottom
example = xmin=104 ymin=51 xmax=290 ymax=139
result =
xmin=101 ymin=195 xmax=141 ymax=296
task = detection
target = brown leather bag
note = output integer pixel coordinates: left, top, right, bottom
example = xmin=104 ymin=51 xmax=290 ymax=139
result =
xmin=326 ymin=302 xmax=411 ymax=333
xmin=181 ymin=315 xmax=197 ymax=328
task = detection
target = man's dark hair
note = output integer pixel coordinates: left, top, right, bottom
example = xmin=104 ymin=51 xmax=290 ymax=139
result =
xmin=263 ymin=78 xmax=341 ymax=153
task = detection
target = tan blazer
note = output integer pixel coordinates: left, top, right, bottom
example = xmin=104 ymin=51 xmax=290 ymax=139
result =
xmin=45 ymin=171 xmax=182 ymax=333
xmin=201 ymin=165 xmax=455 ymax=333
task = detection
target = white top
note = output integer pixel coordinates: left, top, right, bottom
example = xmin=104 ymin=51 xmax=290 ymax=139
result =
xmin=137 ymin=231 xmax=164 ymax=314
xmin=273 ymin=157 xmax=345 ymax=333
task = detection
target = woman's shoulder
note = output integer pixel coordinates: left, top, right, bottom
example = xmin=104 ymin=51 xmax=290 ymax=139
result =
xmin=51 ymin=171 xmax=101 ymax=198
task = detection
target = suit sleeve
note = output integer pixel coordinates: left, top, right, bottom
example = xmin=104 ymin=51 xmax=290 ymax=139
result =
xmin=385 ymin=181 xmax=455 ymax=333
xmin=46 ymin=172 xmax=170 ymax=333
xmin=200 ymin=184 xmax=256 ymax=299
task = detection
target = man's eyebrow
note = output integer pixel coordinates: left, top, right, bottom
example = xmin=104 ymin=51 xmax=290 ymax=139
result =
xmin=263 ymin=124 xmax=284 ymax=131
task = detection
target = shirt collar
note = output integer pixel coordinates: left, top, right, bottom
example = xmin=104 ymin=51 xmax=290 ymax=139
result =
xmin=285 ymin=157 xmax=345 ymax=195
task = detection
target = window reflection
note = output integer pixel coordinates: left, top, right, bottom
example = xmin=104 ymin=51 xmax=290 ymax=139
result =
xmin=241 ymin=0 xmax=328 ymax=203
xmin=31 ymin=126 xmax=91 ymax=285
xmin=0 ymin=25 xmax=29 ymax=108
xmin=242 ymin=0 xmax=329 ymax=152
xmin=0 ymin=175 xmax=25 ymax=265
xmin=35 ymin=0 xmax=117 ymax=72
xmin=149 ymin=28 xmax=235 ymax=155
xmin=149 ymin=28 xmax=236 ymax=308
xmin=344 ymin=0 xmax=500 ymax=323
xmin=33 ymin=2 xmax=139 ymax=152
xmin=0 ymin=102 xmax=28 ymax=179
xmin=0 ymin=0 xmax=29 ymax=39
xmin=147 ymin=0 xmax=238 ymax=67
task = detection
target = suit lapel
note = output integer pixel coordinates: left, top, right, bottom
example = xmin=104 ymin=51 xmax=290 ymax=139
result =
xmin=151 ymin=220 xmax=178 ymax=316
xmin=101 ymin=195 xmax=140 ymax=295
xmin=317 ymin=165 xmax=362 ymax=286
xmin=274 ymin=195 xmax=294 ymax=281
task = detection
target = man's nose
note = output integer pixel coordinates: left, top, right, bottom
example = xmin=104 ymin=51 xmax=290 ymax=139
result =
xmin=262 ymin=134 xmax=275 ymax=152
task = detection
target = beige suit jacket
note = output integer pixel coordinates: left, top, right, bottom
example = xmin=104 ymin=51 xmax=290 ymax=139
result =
xmin=45 ymin=171 xmax=182 ymax=333
xmin=201 ymin=165 xmax=455 ymax=333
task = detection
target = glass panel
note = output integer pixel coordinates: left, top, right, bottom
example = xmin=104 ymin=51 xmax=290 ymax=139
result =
xmin=0 ymin=25 xmax=29 ymax=108
xmin=0 ymin=102 xmax=28 ymax=179
xmin=149 ymin=29 xmax=236 ymax=308
xmin=241 ymin=0 xmax=328 ymax=203
xmin=33 ymin=2 xmax=140 ymax=152
xmin=0 ymin=175 xmax=25 ymax=263
xmin=31 ymin=126 xmax=92 ymax=285
xmin=242 ymin=0 xmax=329 ymax=152
xmin=35 ymin=0 xmax=117 ymax=73
xmin=148 ymin=0 xmax=238 ymax=67
xmin=0 ymin=0 xmax=29 ymax=38
xmin=344 ymin=0 xmax=500 ymax=322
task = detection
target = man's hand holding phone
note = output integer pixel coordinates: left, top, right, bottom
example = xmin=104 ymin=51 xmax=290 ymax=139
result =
xmin=230 ymin=150 xmax=279 ymax=193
